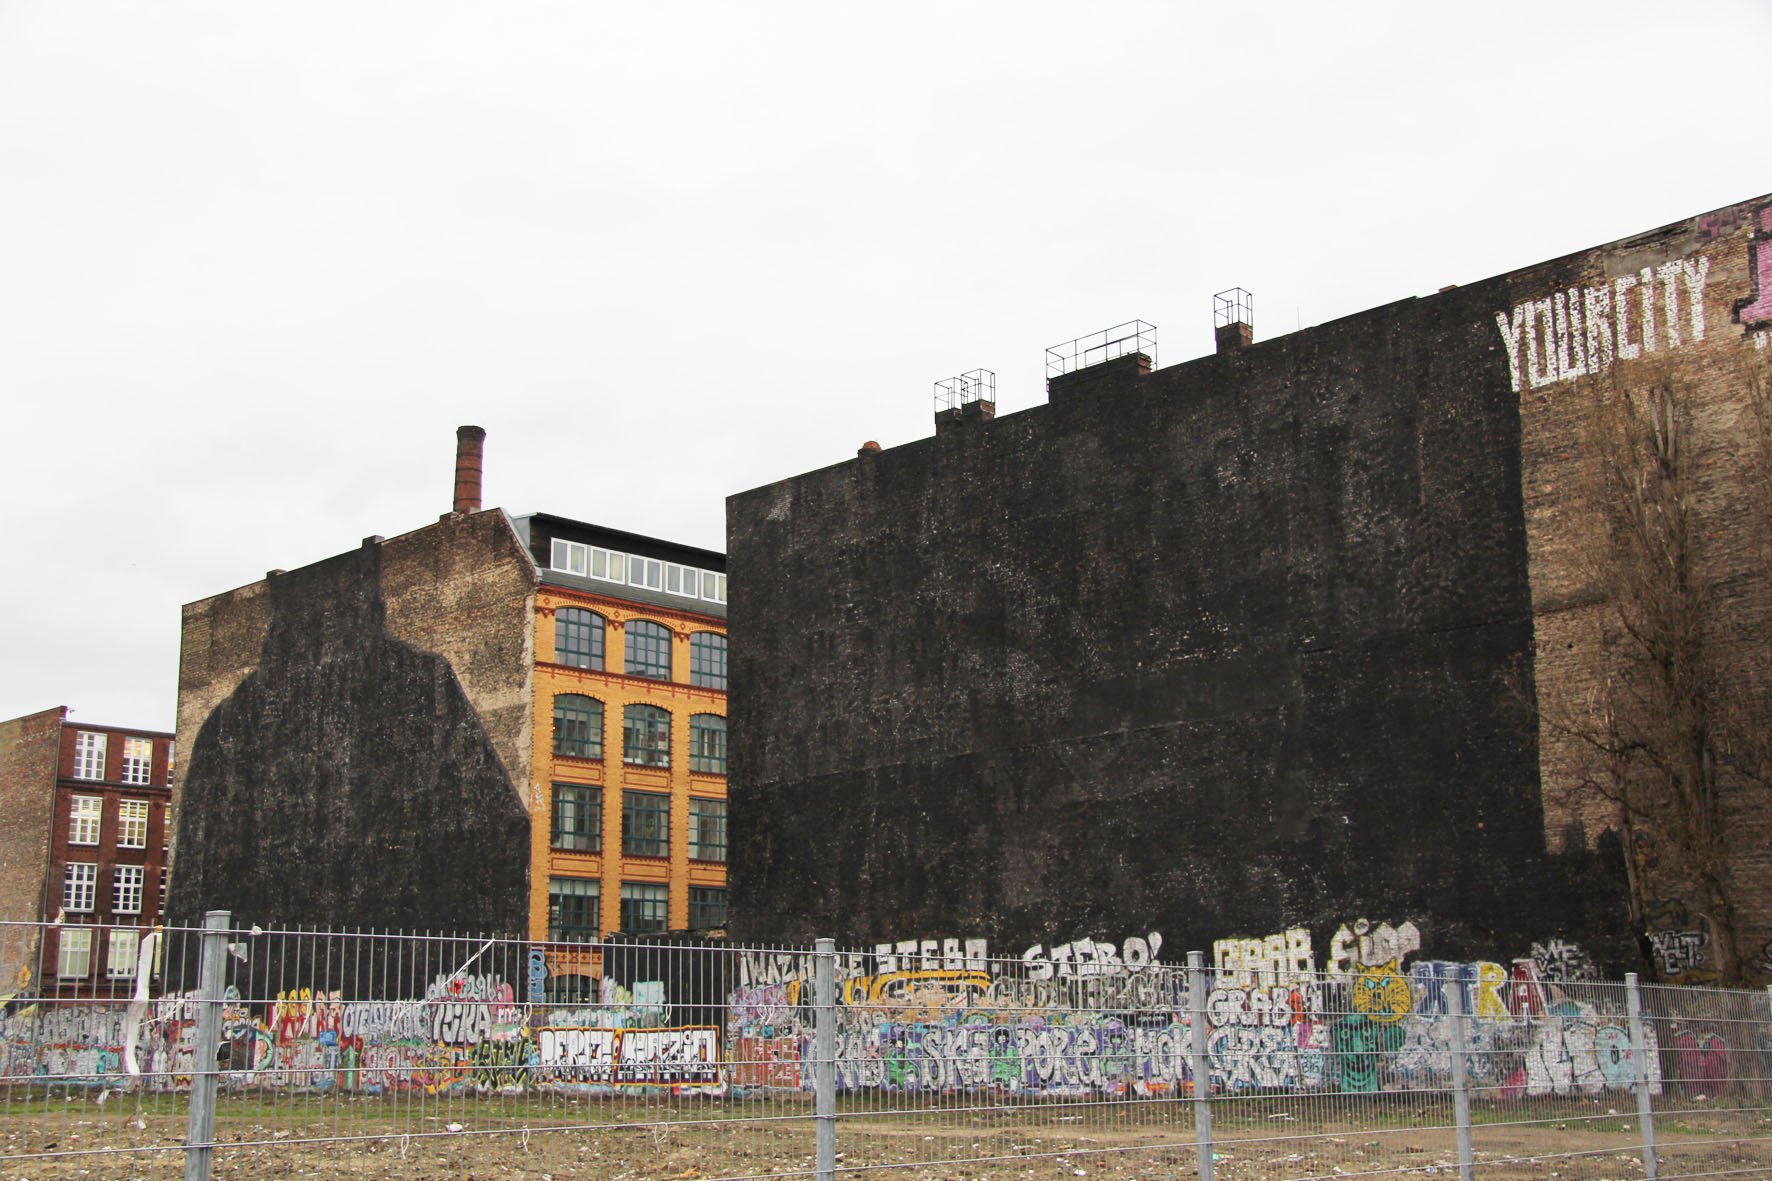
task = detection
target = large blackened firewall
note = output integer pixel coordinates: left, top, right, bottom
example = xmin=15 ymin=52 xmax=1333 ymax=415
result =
xmin=727 ymin=276 xmax=1640 ymax=968
xmin=170 ymin=540 xmax=532 ymax=932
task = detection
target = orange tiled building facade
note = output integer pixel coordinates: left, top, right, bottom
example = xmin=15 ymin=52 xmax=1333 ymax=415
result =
xmin=514 ymin=514 xmax=728 ymax=958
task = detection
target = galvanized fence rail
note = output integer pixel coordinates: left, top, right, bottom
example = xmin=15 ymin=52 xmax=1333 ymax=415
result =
xmin=2 ymin=916 xmax=1769 ymax=1179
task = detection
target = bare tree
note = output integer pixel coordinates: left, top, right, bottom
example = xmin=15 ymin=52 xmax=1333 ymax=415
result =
xmin=1537 ymin=355 xmax=1772 ymax=985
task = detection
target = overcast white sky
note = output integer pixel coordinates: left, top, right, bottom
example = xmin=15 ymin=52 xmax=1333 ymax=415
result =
xmin=3 ymin=1 xmax=1767 ymax=732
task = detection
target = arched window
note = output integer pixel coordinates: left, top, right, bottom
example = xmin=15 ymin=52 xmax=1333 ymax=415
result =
xmin=555 ymin=608 xmax=604 ymax=669
xmin=553 ymin=694 xmax=603 ymax=759
xmin=625 ymin=620 xmax=672 ymax=680
xmin=689 ymin=632 xmax=727 ymax=690
xmin=623 ymin=704 xmax=671 ymax=767
xmin=689 ymin=713 xmax=726 ymax=774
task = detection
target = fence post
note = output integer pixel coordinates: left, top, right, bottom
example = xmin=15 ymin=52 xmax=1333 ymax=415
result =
xmin=1447 ymin=968 xmax=1474 ymax=1181
xmin=183 ymin=910 xmax=230 ymax=1181
xmin=1187 ymin=950 xmax=1212 ymax=1181
xmin=1625 ymin=971 xmax=1658 ymax=1181
xmin=814 ymin=937 xmax=837 ymax=1181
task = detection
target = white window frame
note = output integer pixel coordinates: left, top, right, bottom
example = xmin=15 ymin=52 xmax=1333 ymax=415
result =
xmin=107 ymin=929 xmax=140 ymax=978
xmin=118 ymin=799 xmax=149 ymax=849
xmin=73 ymin=731 xmax=105 ymax=780
xmin=58 ymin=928 xmax=92 ymax=978
xmin=552 ymin=537 xmax=589 ymax=576
xmin=121 ymin=737 xmax=153 ymax=785
xmin=113 ymin=865 xmax=144 ymax=914
xmin=64 ymin=862 xmax=97 ymax=912
xmin=69 ymin=795 xmax=102 ymax=846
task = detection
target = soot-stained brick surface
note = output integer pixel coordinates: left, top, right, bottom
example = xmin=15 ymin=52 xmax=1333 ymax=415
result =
xmin=730 ymin=276 xmax=1632 ymax=967
xmin=169 ymin=542 xmax=530 ymax=931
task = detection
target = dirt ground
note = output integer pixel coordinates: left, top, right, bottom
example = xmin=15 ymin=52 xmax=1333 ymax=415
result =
xmin=3 ymin=1093 xmax=1769 ymax=1180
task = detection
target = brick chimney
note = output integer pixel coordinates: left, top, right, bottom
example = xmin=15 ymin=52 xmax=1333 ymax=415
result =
xmin=453 ymin=425 xmax=486 ymax=514
xmin=934 ymin=400 xmax=995 ymax=436
xmin=1215 ymin=322 xmax=1253 ymax=353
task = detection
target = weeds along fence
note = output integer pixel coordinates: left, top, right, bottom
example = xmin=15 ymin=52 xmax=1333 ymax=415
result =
xmin=1 ymin=916 xmax=1770 ymax=1180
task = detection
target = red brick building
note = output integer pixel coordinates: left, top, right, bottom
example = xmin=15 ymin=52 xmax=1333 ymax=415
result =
xmin=0 ymin=707 xmax=173 ymax=998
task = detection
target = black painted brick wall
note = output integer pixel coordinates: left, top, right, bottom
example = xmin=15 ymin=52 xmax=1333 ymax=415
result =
xmin=728 ymin=279 xmax=1629 ymax=967
xmin=169 ymin=540 xmax=531 ymax=933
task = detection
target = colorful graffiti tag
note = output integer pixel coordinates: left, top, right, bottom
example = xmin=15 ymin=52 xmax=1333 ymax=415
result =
xmin=2 ymin=919 xmax=1761 ymax=1101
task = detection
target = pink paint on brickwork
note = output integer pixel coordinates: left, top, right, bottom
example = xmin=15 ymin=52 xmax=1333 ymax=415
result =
xmin=1735 ymin=204 xmax=1772 ymax=329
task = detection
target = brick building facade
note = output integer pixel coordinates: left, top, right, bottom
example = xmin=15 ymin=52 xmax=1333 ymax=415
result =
xmin=0 ymin=707 xmax=173 ymax=998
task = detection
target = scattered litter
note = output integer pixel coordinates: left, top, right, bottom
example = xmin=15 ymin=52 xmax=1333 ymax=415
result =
xmin=446 ymin=1123 xmax=464 ymax=1133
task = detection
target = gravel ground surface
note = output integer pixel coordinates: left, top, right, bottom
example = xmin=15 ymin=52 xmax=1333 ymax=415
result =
xmin=3 ymin=1093 xmax=1768 ymax=1179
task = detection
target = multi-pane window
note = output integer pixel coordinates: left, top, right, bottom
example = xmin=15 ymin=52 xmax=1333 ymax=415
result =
xmin=118 ymin=800 xmax=149 ymax=849
xmin=69 ymin=796 xmax=102 ymax=846
xmin=689 ymin=714 xmax=727 ymax=774
xmin=107 ymin=929 xmax=141 ymax=978
xmin=689 ymin=886 xmax=728 ymax=931
xmin=73 ymin=731 xmax=104 ymax=780
xmin=555 ymin=608 xmax=605 ymax=669
xmin=551 ymin=538 xmax=723 ymax=604
xmin=623 ymin=704 xmax=671 ymax=767
xmin=548 ymin=877 xmax=599 ymax=942
xmin=689 ymin=632 xmax=728 ymax=690
xmin=64 ymin=863 xmax=97 ymax=912
xmin=625 ymin=620 xmax=672 ymax=680
xmin=688 ymin=797 xmax=727 ymax=863
xmin=553 ymin=694 xmax=603 ymax=759
xmin=551 ymin=783 xmax=600 ymax=852
xmin=121 ymin=737 xmax=153 ymax=785
xmin=58 ymin=929 xmax=92 ymax=978
xmin=113 ymin=865 xmax=144 ymax=914
xmin=622 ymin=790 xmax=670 ymax=856
xmin=552 ymin=538 xmax=590 ymax=576
xmin=619 ymin=883 xmax=668 ymax=932
xmin=551 ymin=539 xmax=627 ymax=584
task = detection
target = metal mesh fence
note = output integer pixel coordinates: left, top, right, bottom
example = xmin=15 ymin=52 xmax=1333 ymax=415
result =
xmin=2 ymin=917 xmax=1769 ymax=1179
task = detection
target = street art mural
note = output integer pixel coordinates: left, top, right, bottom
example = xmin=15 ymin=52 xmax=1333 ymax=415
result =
xmin=0 ymin=919 xmax=1761 ymax=1101
xmin=719 ymin=923 xmax=1723 ymax=1101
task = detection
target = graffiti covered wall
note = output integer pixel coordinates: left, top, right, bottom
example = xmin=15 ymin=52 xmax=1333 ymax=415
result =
xmin=6 ymin=922 xmax=1769 ymax=1104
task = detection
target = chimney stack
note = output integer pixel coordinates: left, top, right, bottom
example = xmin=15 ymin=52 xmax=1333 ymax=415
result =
xmin=1215 ymin=321 xmax=1253 ymax=353
xmin=453 ymin=425 xmax=486 ymax=514
xmin=1213 ymin=288 xmax=1254 ymax=355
